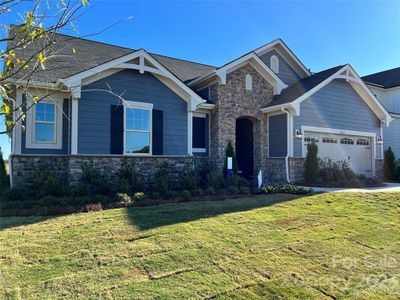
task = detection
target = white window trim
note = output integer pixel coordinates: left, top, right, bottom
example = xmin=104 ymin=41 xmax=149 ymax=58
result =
xmin=123 ymin=100 xmax=153 ymax=156
xmin=192 ymin=112 xmax=208 ymax=153
xmin=270 ymin=55 xmax=279 ymax=74
xmin=25 ymin=94 xmax=63 ymax=150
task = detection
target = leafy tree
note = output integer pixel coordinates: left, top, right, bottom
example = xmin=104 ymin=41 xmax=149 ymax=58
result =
xmin=0 ymin=150 xmax=9 ymax=193
xmin=384 ymin=147 xmax=397 ymax=181
xmin=304 ymin=142 xmax=319 ymax=183
xmin=223 ymin=140 xmax=238 ymax=178
xmin=0 ymin=0 xmax=90 ymax=135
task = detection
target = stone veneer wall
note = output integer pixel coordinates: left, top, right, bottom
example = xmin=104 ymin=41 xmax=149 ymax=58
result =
xmin=208 ymin=64 xmax=274 ymax=178
xmin=375 ymin=159 xmax=384 ymax=181
xmin=289 ymin=158 xmax=305 ymax=183
xmin=265 ymin=158 xmax=286 ymax=183
xmin=11 ymin=155 xmax=203 ymax=189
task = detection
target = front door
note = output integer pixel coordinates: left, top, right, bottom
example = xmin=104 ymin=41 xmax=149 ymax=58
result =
xmin=235 ymin=118 xmax=254 ymax=179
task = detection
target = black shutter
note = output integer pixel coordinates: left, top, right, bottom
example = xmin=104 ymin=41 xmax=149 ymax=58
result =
xmin=152 ymin=109 xmax=163 ymax=155
xmin=110 ymin=105 xmax=124 ymax=154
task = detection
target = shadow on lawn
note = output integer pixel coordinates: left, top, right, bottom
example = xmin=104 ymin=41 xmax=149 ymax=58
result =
xmin=0 ymin=215 xmax=54 ymax=230
xmin=125 ymin=194 xmax=309 ymax=231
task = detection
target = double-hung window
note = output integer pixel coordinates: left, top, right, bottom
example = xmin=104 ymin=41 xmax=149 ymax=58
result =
xmin=124 ymin=102 xmax=153 ymax=155
xmin=34 ymin=102 xmax=56 ymax=143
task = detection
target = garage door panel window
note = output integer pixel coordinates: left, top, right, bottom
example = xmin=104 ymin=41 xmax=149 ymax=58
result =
xmin=340 ymin=137 xmax=354 ymax=145
xmin=304 ymin=133 xmax=320 ymax=143
xmin=322 ymin=136 xmax=337 ymax=144
xmin=356 ymin=138 xmax=370 ymax=146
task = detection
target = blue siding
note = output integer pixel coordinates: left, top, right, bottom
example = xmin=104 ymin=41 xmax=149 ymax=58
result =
xmin=259 ymin=50 xmax=302 ymax=86
xmin=197 ymin=87 xmax=210 ymax=101
xmin=78 ymin=69 xmax=188 ymax=155
xmin=384 ymin=117 xmax=400 ymax=159
xmin=21 ymin=98 xmax=70 ymax=154
xmin=269 ymin=114 xmax=287 ymax=157
xmin=293 ymin=79 xmax=382 ymax=157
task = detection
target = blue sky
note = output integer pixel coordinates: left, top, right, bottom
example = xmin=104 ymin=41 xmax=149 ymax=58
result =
xmin=1 ymin=0 xmax=400 ymax=158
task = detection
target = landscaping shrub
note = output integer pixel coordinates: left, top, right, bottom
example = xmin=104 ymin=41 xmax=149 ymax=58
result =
xmin=193 ymin=189 xmax=204 ymax=198
xmin=83 ymin=203 xmax=103 ymax=212
xmin=205 ymin=187 xmax=215 ymax=196
xmin=227 ymin=185 xmax=239 ymax=195
xmin=96 ymin=176 xmax=113 ymax=196
xmin=116 ymin=178 xmax=131 ymax=194
xmin=319 ymin=159 xmax=361 ymax=187
xmin=304 ymin=142 xmax=319 ymax=183
xmin=384 ymin=147 xmax=397 ymax=181
xmin=32 ymin=166 xmax=67 ymax=197
xmin=148 ymin=191 xmax=161 ymax=200
xmin=261 ymin=184 xmax=312 ymax=195
xmin=115 ymin=193 xmax=132 ymax=206
xmin=81 ymin=162 xmax=113 ymax=194
xmin=155 ymin=162 xmax=170 ymax=197
xmin=133 ymin=192 xmax=145 ymax=202
xmin=4 ymin=186 xmax=28 ymax=201
xmin=70 ymin=183 xmax=91 ymax=197
xmin=118 ymin=158 xmax=145 ymax=193
xmin=239 ymin=186 xmax=250 ymax=194
xmin=206 ymin=171 xmax=223 ymax=190
xmin=0 ymin=150 xmax=9 ymax=193
xmin=223 ymin=140 xmax=238 ymax=177
xmin=180 ymin=189 xmax=191 ymax=201
xmin=181 ymin=157 xmax=198 ymax=191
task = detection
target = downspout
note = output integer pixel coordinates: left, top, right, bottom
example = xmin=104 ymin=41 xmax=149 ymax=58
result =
xmin=281 ymin=108 xmax=291 ymax=183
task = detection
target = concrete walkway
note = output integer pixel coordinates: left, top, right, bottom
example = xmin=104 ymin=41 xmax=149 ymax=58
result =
xmin=301 ymin=182 xmax=400 ymax=193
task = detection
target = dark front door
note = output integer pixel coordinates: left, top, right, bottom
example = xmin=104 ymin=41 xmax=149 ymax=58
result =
xmin=235 ymin=118 xmax=254 ymax=179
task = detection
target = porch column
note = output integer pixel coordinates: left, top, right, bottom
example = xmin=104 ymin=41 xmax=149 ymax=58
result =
xmin=71 ymin=97 xmax=79 ymax=155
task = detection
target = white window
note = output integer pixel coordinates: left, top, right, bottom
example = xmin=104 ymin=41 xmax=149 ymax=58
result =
xmin=245 ymin=74 xmax=252 ymax=90
xmin=26 ymin=94 xmax=63 ymax=149
xmin=304 ymin=133 xmax=320 ymax=143
xmin=124 ymin=101 xmax=153 ymax=155
xmin=270 ymin=55 xmax=279 ymax=73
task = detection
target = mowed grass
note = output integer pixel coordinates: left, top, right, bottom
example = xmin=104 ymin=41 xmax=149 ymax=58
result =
xmin=1 ymin=193 xmax=399 ymax=299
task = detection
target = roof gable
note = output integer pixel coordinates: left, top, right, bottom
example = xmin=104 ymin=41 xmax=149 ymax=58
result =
xmin=362 ymin=67 xmax=400 ymax=89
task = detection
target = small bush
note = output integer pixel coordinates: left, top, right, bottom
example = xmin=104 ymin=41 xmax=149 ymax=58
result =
xmin=115 ymin=193 xmax=132 ymax=206
xmin=116 ymin=178 xmax=131 ymax=194
xmin=180 ymin=190 xmax=191 ymax=201
xmin=83 ymin=203 xmax=103 ymax=212
xmin=70 ymin=183 xmax=91 ymax=197
xmin=92 ymin=195 xmax=112 ymax=206
xmin=133 ymin=192 xmax=145 ymax=202
xmin=206 ymin=171 xmax=224 ymax=190
xmin=96 ymin=176 xmax=113 ymax=195
xmin=384 ymin=147 xmax=397 ymax=181
xmin=32 ymin=167 xmax=67 ymax=197
xmin=304 ymin=142 xmax=319 ymax=184
xmin=205 ymin=187 xmax=215 ymax=196
xmin=261 ymin=184 xmax=312 ymax=195
xmin=0 ymin=150 xmax=9 ymax=192
xmin=227 ymin=185 xmax=240 ymax=195
xmin=40 ymin=195 xmax=60 ymax=206
xmin=118 ymin=158 xmax=145 ymax=193
xmin=148 ymin=191 xmax=161 ymax=200
xmin=239 ymin=186 xmax=250 ymax=194
xmin=155 ymin=162 xmax=170 ymax=197
xmin=192 ymin=189 xmax=204 ymax=198
xmin=4 ymin=186 xmax=28 ymax=201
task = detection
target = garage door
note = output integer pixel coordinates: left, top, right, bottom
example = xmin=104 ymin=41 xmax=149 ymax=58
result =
xmin=304 ymin=132 xmax=372 ymax=177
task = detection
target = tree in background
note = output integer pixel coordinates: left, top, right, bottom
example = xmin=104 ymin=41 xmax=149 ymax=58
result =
xmin=0 ymin=0 xmax=90 ymax=135
xmin=223 ymin=140 xmax=238 ymax=178
xmin=304 ymin=142 xmax=319 ymax=183
xmin=0 ymin=149 xmax=9 ymax=193
xmin=384 ymin=147 xmax=397 ymax=181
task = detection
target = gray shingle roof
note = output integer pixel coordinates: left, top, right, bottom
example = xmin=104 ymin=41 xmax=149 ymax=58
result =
xmin=266 ymin=65 xmax=344 ymax=107
xmin=362 ymin=67 xmax=400 ymax=89
xmin=7 ymin=31 xmax=215 ymax=84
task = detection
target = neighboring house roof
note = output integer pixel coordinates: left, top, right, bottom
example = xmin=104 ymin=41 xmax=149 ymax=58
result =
xmin=267 ymin=65 xmax=344 ymax=107
xmin=362 ymin=67 xmax=400 ymax=89
xmin=6 ymin=31 xmax=215 ymax=84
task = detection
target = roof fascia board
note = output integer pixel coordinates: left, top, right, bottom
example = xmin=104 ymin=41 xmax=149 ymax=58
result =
xmin=254 ymin=38 xmax=311 ymax=77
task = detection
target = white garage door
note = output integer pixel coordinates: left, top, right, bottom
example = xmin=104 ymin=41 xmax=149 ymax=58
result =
xmin=304 ymin=132 xmax=372 ymax=177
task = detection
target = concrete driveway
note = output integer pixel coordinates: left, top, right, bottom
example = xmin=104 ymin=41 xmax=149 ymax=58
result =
xmin=302 ymin=182 xmax=400 ymax=193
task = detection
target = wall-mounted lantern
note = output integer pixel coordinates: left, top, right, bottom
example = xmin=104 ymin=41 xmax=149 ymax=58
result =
xmin=295 ymin=129 xmax=303 ymax=139
xmin=376 ymin=137 xmax=384 ymax=145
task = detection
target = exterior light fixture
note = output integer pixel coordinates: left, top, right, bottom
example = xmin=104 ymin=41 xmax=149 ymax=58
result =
xmin=295 ymin=129 xmax=303 ymax=139
xmin=376 ymin=137 xmax=383 ymax=145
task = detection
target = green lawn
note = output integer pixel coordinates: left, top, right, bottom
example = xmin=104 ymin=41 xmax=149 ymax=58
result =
xmin=1 ymin=193 xmax=399 ymax=299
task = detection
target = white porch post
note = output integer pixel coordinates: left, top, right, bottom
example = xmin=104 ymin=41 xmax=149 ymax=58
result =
xmin=71 ymin=97 xmax=79 ymax=155
xmin=13 ymin=88 xmax=22 ymax=155
xmin=188 ymin=110 xmax=193 ymax=155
